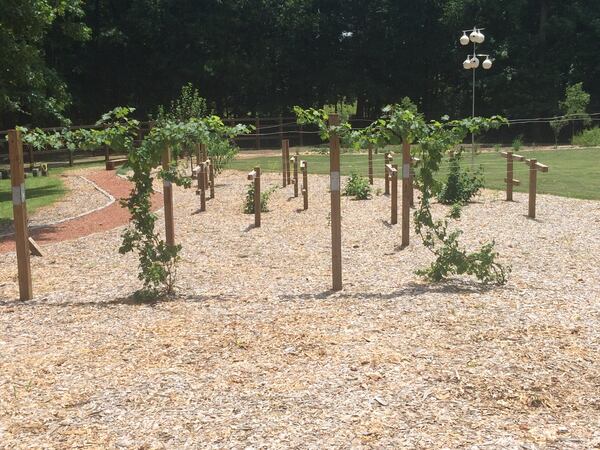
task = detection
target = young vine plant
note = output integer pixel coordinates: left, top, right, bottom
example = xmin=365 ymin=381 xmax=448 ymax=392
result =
xmin=19 ymin=107 xmax=251 ymax=295
xmin=294 ymin=105 xmax=510 ymax=285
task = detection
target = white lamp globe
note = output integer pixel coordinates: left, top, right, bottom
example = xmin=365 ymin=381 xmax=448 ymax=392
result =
xmin=476 ymin=30 xmax=485 ymax=43
xmin=482 ymin=58 xmax=493 ymax=69
xmin=470 ymin=56 xmax=480 ymax=68
xmin=460 ymin=33 xmax=470 ymax=45
xmin=469 ymin=29 xmax=478 ymax=42
xmin=463 ymin=58 xmax=472 ymax=69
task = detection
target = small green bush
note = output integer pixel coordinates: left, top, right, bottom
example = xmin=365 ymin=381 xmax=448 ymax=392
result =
xmin=244 ymin=183 xmax=276 ymax=213
xmin=343 ymin=171 xmax=371 ymax=199
xmin=572 ymin=127 xmax=600 ymax=147
xmin=511 ymin=136 xmax=523 ymax=152
xmin=437 ymin=152 xmax=484 ymax=205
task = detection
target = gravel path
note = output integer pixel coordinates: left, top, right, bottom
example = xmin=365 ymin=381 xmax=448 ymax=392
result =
xmin=0 ymin=171 xmax=599 ymax=448
xmin=0 ymin=169 xmax=162 ymax=253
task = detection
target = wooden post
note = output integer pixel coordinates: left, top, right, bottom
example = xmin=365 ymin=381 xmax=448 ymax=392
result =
xmin=401 ymin=140 xmax=411 ymax=247
xmin=525 ymin=158 xmax=549 ymax=219
xmin=248 ymin=168 xmax=261 ymax=227
xmin=329 ymin=114 xmax=342 ymax=291
xmin=384 ymin=153 xmax=393 ymax=195
xmin=387 ymin=164 xmax=398 ymax=225
xmin=162 ymin=148 xmax=175 ymax=247
xmin=501 ymin=151 xmax=525 ymax=201
xmin=281 ymin=140 xmax=288 ymax=187
xmin=8 ymin=130 xmax=33 ymax=300
xmin=197 ymin=163 xmax=206 ymax=212
xmin=368 ymin=145 xmax=374 ymax=185
xmin=209 ymin=160 xmax=215 ymax=199
xmin=285 ymin=143 xmax=291 ymax=185
xmin=68 ymin=150 xmax=74 ymax=167
xmin=301 ymin=160 xmax=308 ymax=210
xmin=291 ymin=155 xmax=299 ymax=197
xmin=279 ymin=116 xmax=283 ymax=148
xmin=255 ymin=117 xmax=260 ymax=150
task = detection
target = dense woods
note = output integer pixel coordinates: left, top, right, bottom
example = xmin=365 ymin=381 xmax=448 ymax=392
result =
xmin=2 ymin=0 xmax=599 ymax=138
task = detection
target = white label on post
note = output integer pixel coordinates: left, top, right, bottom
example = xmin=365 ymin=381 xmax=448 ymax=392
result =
xmin=330 ymin=171 xmax=340 ymax=192
xmin=403 ymin=164 xmax=410 ymax=178
xmin=163 ymin=180 xmax=172 ymax=188
xmin=12 ymin=183 xmax=25 ymax=205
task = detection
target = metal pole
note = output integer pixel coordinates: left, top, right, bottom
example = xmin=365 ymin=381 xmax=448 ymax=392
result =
xmin=471 ymin=42 xmax=476 ymax=165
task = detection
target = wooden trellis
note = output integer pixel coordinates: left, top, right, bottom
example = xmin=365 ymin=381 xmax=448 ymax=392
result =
xmin=281 ymin=139 xmax=290 ymax=187
xmin=500 ymin=151 xmax=525 ymax=201
xmin=290 ymin=154 xmax=299 ymax=197
xmin=367 ymin=144 xmax=374 ymax=185
xmin=247 ymin=167 xmax=261 ymax=227
xmin=300 ymin=160 xmax=308 ymax=210
xmin=526 ymin=158 xmax=549 ymax=219
xmin=384 ymin=152 xmax=394 ymax=195
xmin=385 ymin=163 xmax=398 ymax=224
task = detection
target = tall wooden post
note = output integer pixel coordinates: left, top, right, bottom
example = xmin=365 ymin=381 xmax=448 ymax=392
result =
xmin=388 ymin=164 xmax=398 ymax=225
xmin=198 ymin=163 xmax=206 ymax=212
xmin=292 ymin=156 xmax=299 ymax=197
xmin=329 ymin=114 xmax=342 ymax=291
xmin=368 ymin=145 xmax=374 ymax=185
xmin=162 ymin=148 xmax=175 ymax=247
xmin=254 ymin=167 xmax=261 ymax=227
xmin=279 ymin=116 xmax=284 ymax=148
xmin=209 ymin=161 xmax=215 ymax=199
xmin=501 ymin=151 xmax=524 ymax=201
xmin=384 ymin=153 xmax=392 ymax=195
xmin=528 ymin=159 xmax=537 ymax=219
xmin=301 ymin=161 xmax=308 ymax=210
xmin=248 ymin=168 xmax=261 ymax=227
xmin=401 ymin=140 xmax=411 ymax=247
xmin=255 ymin=117 xmax=260 ymax=150
xmin=525 ymin=159 xmax=548 ymax=219
xmin=285 ymin=143 xmax=291 ymax=185
xmin=281 ymin=140 xmax=288 ymax=187
xmin=9 ymin=130 xmax=33 ymax=300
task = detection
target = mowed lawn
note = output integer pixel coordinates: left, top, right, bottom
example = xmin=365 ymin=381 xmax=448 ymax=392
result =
xmin=229 ymin=147 xmax=600 ymax=200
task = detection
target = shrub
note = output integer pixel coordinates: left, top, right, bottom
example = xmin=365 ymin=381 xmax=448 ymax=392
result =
xmin=437 ymin=151 xmax=484 ymax=205
xmin=206 ymin=136 xmax=239 ymax=174
xmin=244 ymin=183 xmax=276 ymax=213
xmin=343 ymin=171 xmax=371 ymax=199
xmin=572 ymin=127 xmax=600 ymax=147
xmin=511 ymin=135 xmax=523 ymax=152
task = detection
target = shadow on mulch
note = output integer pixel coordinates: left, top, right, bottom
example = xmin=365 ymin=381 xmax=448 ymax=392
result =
xmin=277 ymin=280 xmax=502 ymax=302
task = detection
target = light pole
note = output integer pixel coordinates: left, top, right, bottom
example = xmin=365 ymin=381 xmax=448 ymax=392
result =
xmin=460 ymin=27 xmax=493 ymax=162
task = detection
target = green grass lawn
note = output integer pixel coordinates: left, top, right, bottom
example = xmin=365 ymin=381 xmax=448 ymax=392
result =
xmin=229 ymin=147 xmax=600 ymax=200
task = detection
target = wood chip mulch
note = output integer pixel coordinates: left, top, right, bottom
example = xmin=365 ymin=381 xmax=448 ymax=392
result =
xmin=0 ymin=170 xmax=599 ymax=448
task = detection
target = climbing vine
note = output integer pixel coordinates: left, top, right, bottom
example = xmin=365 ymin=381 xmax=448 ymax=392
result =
xmin=294 ymin=105 xmax=510 ymax=285
xmin=19 ymin=107 xmax=250 ymax=295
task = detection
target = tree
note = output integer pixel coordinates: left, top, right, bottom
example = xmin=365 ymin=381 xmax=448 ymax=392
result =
xmin=560 ymin=82 xmax=591 ymax=140
xmin=0 ymin=0 xmax=90 ymax=128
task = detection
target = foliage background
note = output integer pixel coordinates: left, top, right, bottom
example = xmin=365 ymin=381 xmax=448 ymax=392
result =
xmin=2 ymin=0 xmax=600 ymax=143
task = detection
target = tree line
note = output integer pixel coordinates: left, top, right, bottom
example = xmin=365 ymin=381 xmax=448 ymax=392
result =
xmin=2 ymin=0 xmax=599 ymax=142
